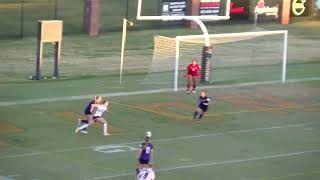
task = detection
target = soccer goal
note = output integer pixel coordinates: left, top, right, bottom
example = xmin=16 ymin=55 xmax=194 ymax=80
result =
xmin=143 ymin=30 xmax=288 ymax=91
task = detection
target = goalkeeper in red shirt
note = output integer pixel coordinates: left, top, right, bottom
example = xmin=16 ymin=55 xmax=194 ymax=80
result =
xmin=186 ymin=60 xmax=201 ymax=94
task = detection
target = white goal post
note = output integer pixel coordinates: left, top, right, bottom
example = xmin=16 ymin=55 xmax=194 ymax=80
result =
xmin=147 ymin=30 xmax=288 ymax=91
xmin=136 ymin=0 xmax=231 ymax=47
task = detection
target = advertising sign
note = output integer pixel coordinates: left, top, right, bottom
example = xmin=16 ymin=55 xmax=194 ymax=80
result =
xmin=230 ymin=0 xmax=249 ymax=15
xmin=161 ymin=0 xmax=186 ymax=16
xmin=254 ymin=0 xmax=279 ymax=18
xmin=229 ymin=0 xmax=278 ymax=20
xmin=290 ymin=0 xmax=310 ymax=16
xmin=199 ymin=0 xmax=221 ymax=16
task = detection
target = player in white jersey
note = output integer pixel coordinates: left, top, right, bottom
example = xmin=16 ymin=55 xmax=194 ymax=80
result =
xmin=137 ymin=164 xmax=155 ymax=180
xmin=93 ymin=103 xmax=107 ymax=117
xmin=75 ymin=100 xmax=110 ymax=136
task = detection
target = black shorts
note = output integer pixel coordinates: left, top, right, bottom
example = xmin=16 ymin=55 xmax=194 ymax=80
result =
xmin=93 ymin=116 xmax=101 ymax=121
xmin=139 ymin=159 xmax=149 ymax=164
xmin=199 ymin=105 xmax=208 ymax=112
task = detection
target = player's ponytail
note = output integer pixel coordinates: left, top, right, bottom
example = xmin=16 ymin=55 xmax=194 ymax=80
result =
xmin=94 ymin=96 xmax=102 ymax=104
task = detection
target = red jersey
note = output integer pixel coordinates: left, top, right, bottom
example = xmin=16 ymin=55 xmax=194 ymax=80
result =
xmin=187 ymin=64 xmax=201 ymax=76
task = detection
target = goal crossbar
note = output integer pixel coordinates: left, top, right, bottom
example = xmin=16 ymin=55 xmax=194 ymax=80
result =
xmin=177 ymin=30 xmax=288 ymax=40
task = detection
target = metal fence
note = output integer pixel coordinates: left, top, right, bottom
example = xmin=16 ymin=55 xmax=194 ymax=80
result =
xmin=0 ymin=0 xmax=162 ymax=38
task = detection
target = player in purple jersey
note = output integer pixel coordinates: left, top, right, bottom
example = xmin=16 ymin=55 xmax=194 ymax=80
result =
xmin=136 ymin=131 xmax=154 ymax=175
xmin=193 ymin=91 xmax=211 ymax=120
xmin=76 ymin=96 xmax=102 ymax=134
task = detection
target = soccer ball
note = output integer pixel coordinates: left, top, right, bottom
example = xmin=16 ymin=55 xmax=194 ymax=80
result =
xmin=146 ymin=131 xmax=152 ymax=138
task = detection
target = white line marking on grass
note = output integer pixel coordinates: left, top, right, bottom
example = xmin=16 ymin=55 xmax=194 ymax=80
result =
xmin=0 ymin=89 xmax=172 ymax=106
xmin=93 ymin=145 xmax=138 ymax=154
xmin=7 ymin=174 xmax=20 ymax=178
xmin=89 ymin=150 xmax=320 ymax=180
xmin=151 ymin=122 xmax=314 ymax=143
xmin=0 ymin=176 xmax=12 ymax=180
xmin=0 ymin=152 xmax=50 ymax=159
xmin=0 ymin=77 xmax=319 ymax=106
xmin=0 ymin=122 xmax=313 ymax=159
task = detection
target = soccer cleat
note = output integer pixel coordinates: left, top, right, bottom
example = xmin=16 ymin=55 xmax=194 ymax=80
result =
xmin=104 ymin=133 xmax=111 ymax=136
xmin=192 ymin=90 xmax=196 ymax=94
xmin=80 ymin=130 xmax=88 ymax=134
xmin=186 ymin=90 xmax=190 ymax=94
xmin=75 ymin=127 xmax=80 ymax=134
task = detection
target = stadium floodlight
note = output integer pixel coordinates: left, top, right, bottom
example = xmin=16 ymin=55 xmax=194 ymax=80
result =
xmin=120 ymin=18 xmax=134 ymax=85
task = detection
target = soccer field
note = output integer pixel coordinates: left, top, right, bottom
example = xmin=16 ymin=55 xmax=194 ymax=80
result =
xmin=1 ymin=20 xmax=320 ymax=179
xmin=0 ymin=78 xmax=320 ymax=179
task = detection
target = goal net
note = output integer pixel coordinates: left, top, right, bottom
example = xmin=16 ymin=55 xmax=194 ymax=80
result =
xmin=142 ymin=30 xmax=288 ymax=91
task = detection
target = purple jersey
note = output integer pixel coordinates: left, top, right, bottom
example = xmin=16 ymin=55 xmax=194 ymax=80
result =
xmin=198 ymin=96 xmax=210 ymax=107
xmin=139 ymin=143 xmax=153 ymax=161
xmin=84 ymin=100 xmax=95 ymax=115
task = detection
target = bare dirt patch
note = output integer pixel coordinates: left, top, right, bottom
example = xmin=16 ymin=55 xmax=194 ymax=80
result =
xmin=0 ymin=122 xmax=23 ymax=133
xmin=0 ymin=140 xmax=7 ymax=147
xmin=137 ymin=102 xmax=223 ymax=123
xmin=52 ymin=111 xmax=83 ymax=120
xmin=217 ymin=91 xmax=308 ymax=115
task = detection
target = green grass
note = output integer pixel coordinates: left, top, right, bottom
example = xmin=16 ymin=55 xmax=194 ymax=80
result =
xmin=0 ymin=21 xmax=320 ymax=83
xmin=0 ymin=10 xmax=320 ymax=180
xmin=0 ymin=80 xmax=320 ymax=179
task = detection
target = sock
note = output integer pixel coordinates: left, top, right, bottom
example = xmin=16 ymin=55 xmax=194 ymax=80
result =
xmin=80 ymin=124 xmax=87 ymax=131
xmin=193 ymin=111 xmax=198 ymax=119
xmin=81 ymin=120 xmax=88 ymax=124
xmin=198 ymin=113 xmax=204 ymax=119
xmin=136 ymin=168 xmax=140 ymax=174
xmin=78 ymin=123 xmax=88 ymax=130
xmin=193 ymin=84 xmax=196 ymax=91
xmin=103 ymin=123 xmax=108 ymax=134
xmin=187 ymin=83 xmax=190 ymax=91
xmin=80 ymin=120 xmax=88 ymax=131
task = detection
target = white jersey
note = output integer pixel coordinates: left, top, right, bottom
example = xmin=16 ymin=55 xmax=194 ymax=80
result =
xmin=93 ymin=105 xmax=107 ymax=117
xmin=137 ymin=168 xmax=155 ymax=180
